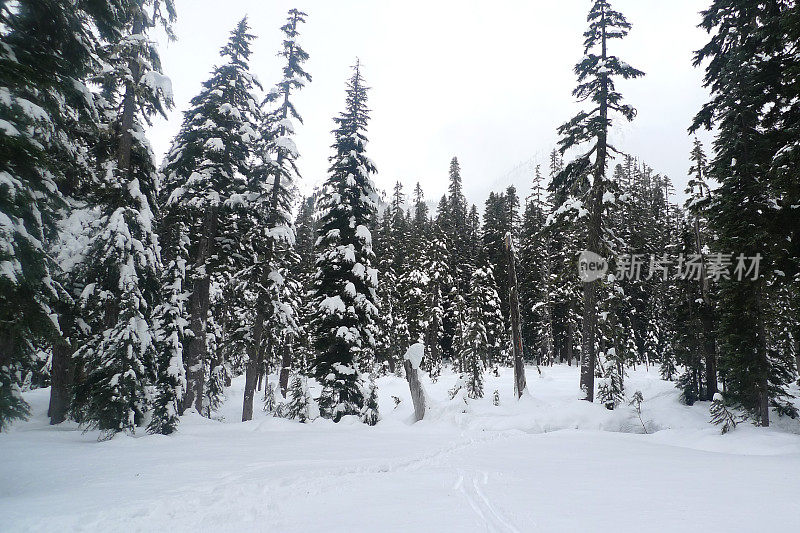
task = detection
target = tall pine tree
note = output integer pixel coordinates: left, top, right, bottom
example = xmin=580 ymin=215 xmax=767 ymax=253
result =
xmin=310 ymin=62 xmax=380 ymax=422
xmin=558 ymin=0 xmax=643 ymax=401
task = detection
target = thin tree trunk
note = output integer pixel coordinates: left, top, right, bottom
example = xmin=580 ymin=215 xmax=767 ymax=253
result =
xmin=694 ymin=215 xmax=718 ymax=400
xmin=279 ymin=334 xmax=292 ymax=398
xmin=755 ymin=283 xmax=770 ymax=427
xmin=566 ymin=321 xmax=574 ymax=366
xmin=505 ymin=233 xmax=527 ymax=398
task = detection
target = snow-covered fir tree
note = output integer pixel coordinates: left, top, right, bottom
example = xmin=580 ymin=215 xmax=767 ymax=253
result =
xmin=519 ymin=165 xmax=555 ymax=366
xmin=462 ymin=278 xmax=488 ymax=399
xmin=148 ymin=219 xmax=188 ymax=435
xmin=285 ymin=374 xmax=311 ymax=423
xmin=0 ymin=0 xmax=118 ymax=430
xmin=310 ymin=62 xmax=380 ymax=422
xmin=361 ymin=377 xmax=380 ymax=426
xmin=71 ymin=1 xmax=174 ymax=436
xmin=242 ymin=9 xmax=310 ymax=421
xmin=160 ymin=17 xmax=261 ymax=415
xmin=691 ymin=0 xmax=798 ymax=424
xmin=470 ymin=266 xmax=506 ymax=369
xmin=421 ymin=225 xmax=451 ymax=379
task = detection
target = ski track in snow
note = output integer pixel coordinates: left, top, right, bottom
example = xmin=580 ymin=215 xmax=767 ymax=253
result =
xmin=456 ymin=470 xmax=522 ymax=533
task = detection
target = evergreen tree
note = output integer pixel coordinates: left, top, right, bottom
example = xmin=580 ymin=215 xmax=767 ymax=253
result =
xmin=470 ymin=266 xmax=507 ymax=368
xmin=374 ymin=208 xmax=408 ymax=373
xmin=422 ymin=225 xmax=451 ymax=379
xmin=160 ymin=17 xmax=261 ymax=415
xmin=558 ymin=0 xmax=644 ymax=401
xmin=0 ymin=0 xmax=117 ymax=429
xmin=709 ymin=393 xmax=738 ymax=434
xmin=402 ymin=183 xmax=431 ymax=345
xmin=691 ymin=0 xmax=798 ymax=425
xmin=310 ymin=62 xmax=380 ymax=422
xmin=519 ymin=165 xmax=555 ymax=366
xmin=285 ymin=374 xmax=311 ymax=422
xmin=148 ymin=220 xmax=188 ymax=435
xmin=545 ymin=150 xmax=584 ymax=367
xmin=443 ymin=157 xmax=471 ymax=292
xmin=295 ymin=195 xmax=319 ymax=286
xmin=360 ymin=377 xmax=380 ymax=426
xmin=242 ymin=9 xmax=310 ymax=421
xmin=72 ymin=1 xmax=174 ymax=436
xmin=462 ymin=274 xmax=489 ymax=399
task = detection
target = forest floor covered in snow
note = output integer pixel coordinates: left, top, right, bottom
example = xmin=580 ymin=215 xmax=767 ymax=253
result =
xmin=2 ymin=365 xmax=800 ymax=532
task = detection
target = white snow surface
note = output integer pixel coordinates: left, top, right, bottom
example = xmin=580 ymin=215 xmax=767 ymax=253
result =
xmin=2 ymin=366 xmax=800 ymax=532
xmin=404 ymin=342 xmax=425 ymax=370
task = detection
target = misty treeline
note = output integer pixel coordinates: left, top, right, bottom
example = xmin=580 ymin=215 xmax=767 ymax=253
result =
xmin=1 ymin=0 xmax=798 ymax=437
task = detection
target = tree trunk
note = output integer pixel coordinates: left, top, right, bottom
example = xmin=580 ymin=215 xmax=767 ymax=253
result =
xmin=117 ymin=17 xmax=143 ymax=176
xmin=693 ymin=215 xmax=717 ymax=400
xmin=580 ymin=225 xmax=600 ymax=402
xmin=755 ymin=284 xmax=770 ymax=427
xmin=0 ymin=328 xmax=15 ymax=378
xmin=242 ymin=318 xmax=264 ymax=421
xmin=580 ymin=10 xmax=609 ymax=403
xmin=279 ymin=334 xmax=292 ymax=398
xmin=182 ymin=205 xmax=216 ymax=415
xmin=49 ymin=340 xmax=73 ymax=424
xmin=404 ymin=360 xmax=427 ymax=421
xmin=701 ymin=312 xmax=717 ymax=400
xmin=566 ymin=321 xmax=574 ymax=366
xmin=505 ymin=233 xmax=527 ymax=398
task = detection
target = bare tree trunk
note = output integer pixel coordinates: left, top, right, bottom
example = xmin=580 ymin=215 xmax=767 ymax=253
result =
xmin=701 ymin=312 xmax=717 ymax=400
xmin=755 ymin=284 xmax=770 ymax=427
xmin=566 ymin=321 xmax=574 ymax=366
xmin=49 ymin=340 xmax=72 ymax=424
xmin=241 ymin=319 xmax=263 ymax=421
xmin=542 ymin=248 xmax=555 ymax=367
xmin=505 ymin=233 xmax=527 ymax=398
xmin=279 ymin=334 xmax=292 ymax=398
xmin=404 ymin=359 xmax=427 ymax=421
xmin=580 ymin=229 xmax=600 ymax=402
xmin=693 ymin=216 xmax=717 ymax=400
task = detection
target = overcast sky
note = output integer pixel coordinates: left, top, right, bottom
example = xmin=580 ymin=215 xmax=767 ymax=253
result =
xmin=151 ymin=0 xmax=714 ymax=207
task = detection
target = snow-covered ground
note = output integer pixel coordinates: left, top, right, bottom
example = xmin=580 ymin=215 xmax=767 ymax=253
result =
xmin=2 ymin=365 xmax=800 ymax=532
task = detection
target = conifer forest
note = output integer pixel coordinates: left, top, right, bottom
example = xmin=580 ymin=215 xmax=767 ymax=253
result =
xmin=2 ymin=1 xmax=800 ymax=531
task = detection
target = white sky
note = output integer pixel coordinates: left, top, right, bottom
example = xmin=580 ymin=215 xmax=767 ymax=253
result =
xmin=151 ymin=0 xmax=714 ymax=207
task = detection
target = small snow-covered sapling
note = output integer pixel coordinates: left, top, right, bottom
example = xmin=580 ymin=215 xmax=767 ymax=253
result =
xmin=628 ymin=390 xmax=647 ymax=434
xmin=709 ymin=393 xmax=738 ymax=434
